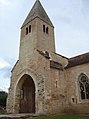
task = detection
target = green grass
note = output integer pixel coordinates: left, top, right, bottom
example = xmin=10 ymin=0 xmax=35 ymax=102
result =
xmin=27 ymin=115 xmax=89 ymax=119
xmin=0 ymin=111 xmax=7 ymax=115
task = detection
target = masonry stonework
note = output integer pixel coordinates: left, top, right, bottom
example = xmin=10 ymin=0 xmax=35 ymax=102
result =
xmin=7 ymin=0 xmax=89 ymax=115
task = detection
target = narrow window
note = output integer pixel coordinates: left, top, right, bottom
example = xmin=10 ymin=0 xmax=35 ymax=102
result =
xmin=43 ymin=25 xmax=45 ymax=32
xmin=79 ymin=73 xmax=89 ymax=100
xmin=29 ymin=25 xmax=31 ymax=33
xmin=46 ymin=27 xmax=49 ymax=34
xmin=26 ymin=27 xmax=28 ymax=35
xmin=72 ymin=98 xmax=75 ymax=103
xmin=56 ymin=81 xmax=58 ymax=88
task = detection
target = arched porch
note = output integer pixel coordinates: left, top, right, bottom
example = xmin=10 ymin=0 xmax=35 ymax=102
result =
xmin=15 ymin=74 xmax=36 ymax=113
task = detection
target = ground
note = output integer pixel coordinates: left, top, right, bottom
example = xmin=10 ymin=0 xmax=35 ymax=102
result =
xmin=27 ymin=115 xmax=89 ymax=119
xmin=0 ymin=114 xmax=89 ymax=119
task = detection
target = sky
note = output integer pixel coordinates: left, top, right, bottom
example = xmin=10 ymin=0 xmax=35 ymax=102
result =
xmin=0 ymin=0 xmax=89 ymax=92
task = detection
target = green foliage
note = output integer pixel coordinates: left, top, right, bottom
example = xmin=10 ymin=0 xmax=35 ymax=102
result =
xmin=27 ymin=115 xmax=89 ymax=119
xmin=0 ymin=91 xmax=8 ymax=107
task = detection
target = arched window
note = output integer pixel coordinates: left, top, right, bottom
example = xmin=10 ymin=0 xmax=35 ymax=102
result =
xmin=79 ymin=73 xmax=89 ymax=100
xmin=43 ymin=25 xmax=45 ymax=32
xmin=29 ymin=25 xmax=31 ymax=33
xmin=46 ymin=27 xmax=48 ymax=34
xmin=26 ymin=27 xmax=28 ymax=35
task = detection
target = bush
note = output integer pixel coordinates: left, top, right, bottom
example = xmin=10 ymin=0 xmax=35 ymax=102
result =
xmin=0 ymin=91 xmax=8 ymax=107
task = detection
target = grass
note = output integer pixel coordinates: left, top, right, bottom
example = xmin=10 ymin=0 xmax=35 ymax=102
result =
xmin=0 ymin=112 xmax=7 ymax=115
xmin=27 ymin=115 xmax=89 ymax=119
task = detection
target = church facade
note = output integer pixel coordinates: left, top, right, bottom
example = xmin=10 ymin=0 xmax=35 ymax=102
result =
xmin=6 ymin=0 xmax=89 ymax=115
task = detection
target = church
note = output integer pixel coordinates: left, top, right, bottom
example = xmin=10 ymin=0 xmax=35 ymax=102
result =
xmin=6 ymin=0 xmax=89 ymax=115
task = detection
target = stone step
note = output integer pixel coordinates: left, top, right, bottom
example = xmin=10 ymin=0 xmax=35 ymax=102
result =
xmin=0 ymin=113 xmax=39 ymax=119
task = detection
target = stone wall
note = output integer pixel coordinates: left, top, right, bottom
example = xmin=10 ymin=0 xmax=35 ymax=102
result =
xmin=64 ymin=63 xmax=89 ymax=114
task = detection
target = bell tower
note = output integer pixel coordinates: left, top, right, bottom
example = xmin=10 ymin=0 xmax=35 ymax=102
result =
xmin=7 ymin=0 xmax=56 ymax=114
xmin=19 ymin=0 xmax=55 ymax=59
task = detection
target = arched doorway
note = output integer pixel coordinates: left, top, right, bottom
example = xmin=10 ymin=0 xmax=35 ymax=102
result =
xmin=19 ymin=74 xmax=35 ymax=113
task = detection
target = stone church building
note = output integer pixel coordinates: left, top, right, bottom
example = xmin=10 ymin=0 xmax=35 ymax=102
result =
xmin=7 ymin=0 xmax=89 ymax=115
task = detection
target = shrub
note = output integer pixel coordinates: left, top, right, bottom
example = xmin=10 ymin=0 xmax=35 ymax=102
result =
xmin=0 ymin=91 xmax=8 ymax=107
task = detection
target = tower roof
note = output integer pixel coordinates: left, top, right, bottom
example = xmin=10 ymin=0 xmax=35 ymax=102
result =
xmin=22 ymin=0 xmax=53 ymax=28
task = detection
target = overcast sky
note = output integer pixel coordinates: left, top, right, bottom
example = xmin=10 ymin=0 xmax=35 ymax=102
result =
xmin=0 ymin=0 xmax=89 ymax=91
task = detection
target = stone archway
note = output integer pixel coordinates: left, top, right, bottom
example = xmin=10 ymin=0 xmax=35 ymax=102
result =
xmin=17 ymin=74 xmax=35 ymax=113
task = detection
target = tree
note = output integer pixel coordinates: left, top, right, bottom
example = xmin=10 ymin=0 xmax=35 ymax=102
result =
xmin=0 ymin=91 xmax=8 ymax=107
